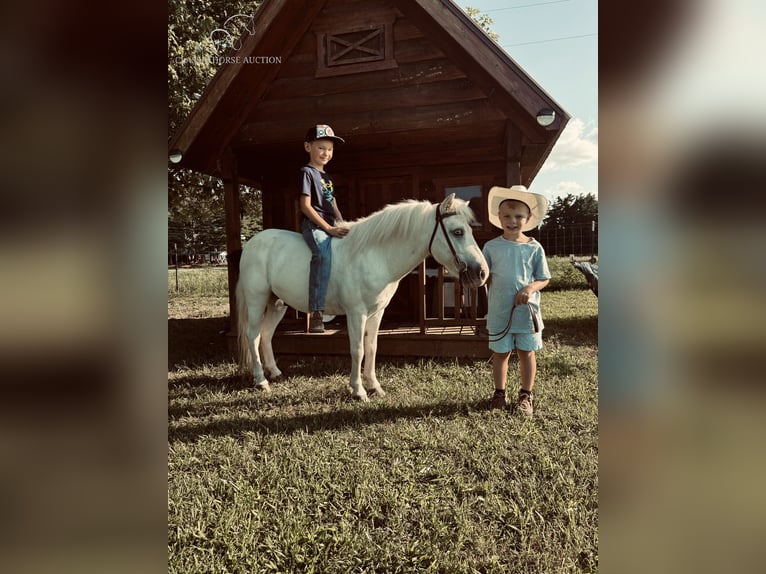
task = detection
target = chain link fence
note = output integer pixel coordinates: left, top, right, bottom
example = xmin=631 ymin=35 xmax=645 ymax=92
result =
xmin=529 ymin=221 xmax=599 ymax=257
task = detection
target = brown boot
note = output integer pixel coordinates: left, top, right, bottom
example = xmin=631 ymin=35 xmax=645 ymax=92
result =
xmin=489 ymin=389 xmax=507 ymax=410
xmin=515 ymin=390 xmax=534 ymax=417
xmin=309 ymin=311 xmax=325 ymax=333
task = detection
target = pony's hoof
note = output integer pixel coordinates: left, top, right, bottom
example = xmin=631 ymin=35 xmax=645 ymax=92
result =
xmin=255 ymin=381 xmax=271 ymax=392
xmin=366 ymin=387 xmax=385 ymax=398
xmin=269 ymin=374 xmax=285 ymax=384
xmin=352 ymin=393 xmax=370 ymax=402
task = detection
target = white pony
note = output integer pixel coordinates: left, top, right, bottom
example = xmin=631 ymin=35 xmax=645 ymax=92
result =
xmin=237 ymin=194 xmax=488 ymax=401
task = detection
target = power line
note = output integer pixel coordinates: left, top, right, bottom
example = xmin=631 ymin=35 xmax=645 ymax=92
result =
xmin=463 ymin=2 xmax=596 ymax=48
xmin=482 ymin=0 xmax=573 ymax=11
xmin=502 ymin=32 xmax=597 ymax=47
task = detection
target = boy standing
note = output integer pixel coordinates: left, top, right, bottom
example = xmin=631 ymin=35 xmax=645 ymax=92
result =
xmin=483 ymin=186 xmax=551 ymax=415
xmin=299 ymin=124 xmax=348 ymax=333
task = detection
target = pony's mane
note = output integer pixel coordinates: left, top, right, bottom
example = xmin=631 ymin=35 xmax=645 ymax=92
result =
xmin=343 ymin=198 xmax=475 ymax=256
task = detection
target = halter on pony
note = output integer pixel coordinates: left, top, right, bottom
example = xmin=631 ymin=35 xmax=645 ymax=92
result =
xmin=427 ymin=205 xmax=469 ymax=280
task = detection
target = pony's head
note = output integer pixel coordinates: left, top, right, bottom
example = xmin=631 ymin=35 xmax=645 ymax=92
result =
xmin=342 ymin=195 xmax=488 ymax=288
xmin=428 ymin=194 xmax=488 ymax=288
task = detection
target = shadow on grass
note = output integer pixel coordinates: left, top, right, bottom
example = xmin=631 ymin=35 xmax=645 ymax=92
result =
xmin=169 ymin=354 xmax=493 ymax=444
xmin=544 ymin=314 xmax=598 ymax=346
xmin=169 ymin=317 xmax=232 ymax=369
xmin=168 ymin=394 xmax=489 ymax=444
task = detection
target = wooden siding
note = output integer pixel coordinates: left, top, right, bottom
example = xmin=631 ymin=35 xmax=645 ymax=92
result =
xmin=172 ymin=0 xmax=568 ymax=189
xmin=170 ymin=0 xmax=570 ymax=352
xmin=231 ymin=0 xmax=516 ymax=185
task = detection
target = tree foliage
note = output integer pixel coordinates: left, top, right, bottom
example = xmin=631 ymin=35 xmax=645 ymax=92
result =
xmin=540 ymin=193 xmax=598 ymax=229
xmin=168 ymin=0 xmax=263 ymax=258
xmin=168 ymin=0 xmax=262 ymax=135
xmin=465 ymin=6 xmax=500 ymax=42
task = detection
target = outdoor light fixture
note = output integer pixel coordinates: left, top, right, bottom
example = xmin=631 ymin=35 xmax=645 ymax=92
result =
xmin=536 ymin=108 xmax=556 ymax=127
xmin=169 ymin=149 xmax=183 ymax=163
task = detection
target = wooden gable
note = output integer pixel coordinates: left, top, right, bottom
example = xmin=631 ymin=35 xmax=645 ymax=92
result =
xmin=170 ymin=0 xmax=569 ymax=191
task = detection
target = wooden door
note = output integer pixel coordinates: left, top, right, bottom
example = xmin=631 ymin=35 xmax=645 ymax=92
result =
xmin=357 ymin=175 xmax=413 ymax=217
xmin=357 ymin=175 xmax=415 ymax=320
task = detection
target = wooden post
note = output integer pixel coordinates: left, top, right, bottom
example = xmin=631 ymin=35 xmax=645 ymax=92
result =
xmin=437 ymin=266 xmax=445 ymax=320
xmin=505 ymin=121 xmax=522 ymax=186
xmin=174 ymin=243 xmax=179 ymax=292
xmin=221 ymin=149 xmax=242 ymax=334
xmin=453 ymin=279 xmax=460 ymax=320
xmin=591 ymin=220 xmax=596 ymax=259
xmin=469 ymin=286 xmax=478 ymax=321
xmin=418 ymin=260 xmax=426 ymax=335
xmin=572 ymin=227 xmax=576 ymax=256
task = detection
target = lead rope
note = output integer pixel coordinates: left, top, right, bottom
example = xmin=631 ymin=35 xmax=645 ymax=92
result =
xmin=486 ymin=303 xmax=540 ymax=342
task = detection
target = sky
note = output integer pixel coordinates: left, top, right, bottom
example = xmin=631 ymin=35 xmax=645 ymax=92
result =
xmin=457 ymin=0 xmax=598 ymax=201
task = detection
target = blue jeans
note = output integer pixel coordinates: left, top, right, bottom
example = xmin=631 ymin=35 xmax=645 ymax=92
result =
xmin=301 ymin=219 xmax=332 ymax=312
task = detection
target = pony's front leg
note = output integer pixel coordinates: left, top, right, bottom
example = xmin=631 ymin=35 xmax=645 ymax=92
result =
xmin=345 ymin=313 xmax=368 ymax=401
xmin=363 ymin=311 xmax=385 ymax=397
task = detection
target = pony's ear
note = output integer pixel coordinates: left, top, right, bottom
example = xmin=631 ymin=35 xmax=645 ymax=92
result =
xmin=440 ymin=193 xmax=456 ymax=213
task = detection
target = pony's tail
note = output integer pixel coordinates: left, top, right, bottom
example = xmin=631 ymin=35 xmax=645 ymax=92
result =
xmin=236 ymin=278 xmax=253 ymax=373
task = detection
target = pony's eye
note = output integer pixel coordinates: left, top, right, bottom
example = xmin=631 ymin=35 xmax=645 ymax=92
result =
xmin=452 ymin=228 xmax=464 ymax=237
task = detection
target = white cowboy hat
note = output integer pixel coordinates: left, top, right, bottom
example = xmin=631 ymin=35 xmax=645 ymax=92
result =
xmin=488 ymin=185 xmax=549 ymax=231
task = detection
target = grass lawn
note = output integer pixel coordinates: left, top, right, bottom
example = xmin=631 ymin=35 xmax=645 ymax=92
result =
xmin=168 ymin=260 xmax=598 ymax=573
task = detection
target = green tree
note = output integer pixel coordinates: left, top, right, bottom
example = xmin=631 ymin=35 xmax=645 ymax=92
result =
xmin=541 ymin=193 xmax=598 ymax=229
xmin=168 ymin=0 xmax=263 ymax=259
xmin=169 ymin=0 xmax=261 ymax=135
xmin=534 ymin=193 xmax=598 ymax=257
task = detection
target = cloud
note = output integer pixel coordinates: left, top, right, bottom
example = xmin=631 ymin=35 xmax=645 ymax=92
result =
xmin=553 ymin=180 xmax=588 ymax=195
xmin=541 ymin=118 xmax=598 ymax=171
xmin=539 ymin=180 xmax=598 ymax=200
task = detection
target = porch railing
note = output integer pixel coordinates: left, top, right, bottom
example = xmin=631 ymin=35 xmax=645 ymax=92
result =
xmin=416 ymin=260 xmax=485 ymax=334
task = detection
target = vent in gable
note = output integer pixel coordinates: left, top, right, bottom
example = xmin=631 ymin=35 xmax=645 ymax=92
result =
xmin=316 ymin=17 xmax=397 ymax=77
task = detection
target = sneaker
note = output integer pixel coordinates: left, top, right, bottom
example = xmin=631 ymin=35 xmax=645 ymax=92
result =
xmin=309 ymin=312 xmax=325 ymax=333
xmin=489 ymin=390 xmax=507 ymax=410
xmin=515 ymin=391 xmax=534 ymax=417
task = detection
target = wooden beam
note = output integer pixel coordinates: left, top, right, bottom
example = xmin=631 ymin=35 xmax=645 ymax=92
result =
xmin=236 ymin=99 xmax=506 ymax=145
xmin=264 ymin=58 xmax=467 ymax=100
xmin=221 ymin=148 xmax=242 ymax=334
xmin=248 ymin=78 xmax=485 ymax=122
xmin=505 ymin=121 xmax=522 ymax=186
xmin=521 ymin=117 xmax=571 ymax=186
xmin=418 ymin=260 xmax=426 ymax=334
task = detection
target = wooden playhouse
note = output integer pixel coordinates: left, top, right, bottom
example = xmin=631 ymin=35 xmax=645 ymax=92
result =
xmin=169 ymin=0 xmax=569 ymax=357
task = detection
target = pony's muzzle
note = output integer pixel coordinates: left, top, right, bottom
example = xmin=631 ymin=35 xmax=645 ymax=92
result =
xmin=461 ymin=263 xmax=488 ymax=288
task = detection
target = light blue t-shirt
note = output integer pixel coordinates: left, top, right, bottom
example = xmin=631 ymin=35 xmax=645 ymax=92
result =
xmin=482 ymin=236 xmax=551 ymax=337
